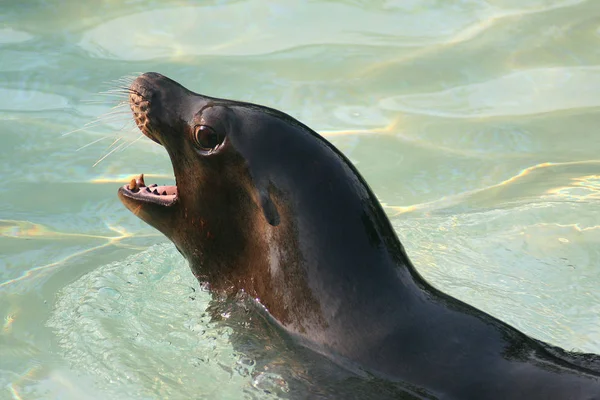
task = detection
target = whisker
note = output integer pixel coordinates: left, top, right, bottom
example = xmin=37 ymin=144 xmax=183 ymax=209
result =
xmin=76 ymin=136 xmax=113 ymax=151
xmin=104 ymin=77 xmax=134 ymax=86
xmin=87 ymin=115 xmax=132 ymax=125
xmin=116 ymin=73 xmax=138 ymax=80
xmin=97 ymin=92 xmax=130 ymax=98
xmin=98 ymin=88 xmax=131 ymax=93
xmin=115 ymin=78 xmax=135 ymax=85
xmin=96 ymin=104 xmax=130 ymax=113
xmin=100 ymin=87 xmax=133 ymax=94
xmin=81 ymin=118 xmax=122 ymax=128
xmin=111 ymin=88 xmax=132 ymax=94
xmin=107 ymin=136 xmax=124 ymax=149
xmin=92 ymin=140 xmax=128 ymax=167
xmin=80 ymin=99 xmax=124 ymax=104
xmin=121 ymin=73 xmax=142 ymax=81
xmin=62 ymin=108 xmax=132 ymax=137
xmin=108 ymin=121 xmax=136 ymax=135
xmin=62 ymin=126 xmax=90 ymax=137
xmin=90 ymin=93 xmax=131 ymax=98
xmin=64 ymin=73 xmax=143 ymax=141
xmin=62 ymin=123 xmax=109 ymax=137
xmin=119 ymin=134 xmax=145 ymax=152
xmin=95 ymin=109 xmax=132 ymax=120
xmin=108 ymin=104 xmax=130 ymax=111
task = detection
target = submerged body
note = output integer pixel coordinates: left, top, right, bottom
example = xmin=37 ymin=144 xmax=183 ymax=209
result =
xmin=118 ymin=73 xmax=600 ymax=399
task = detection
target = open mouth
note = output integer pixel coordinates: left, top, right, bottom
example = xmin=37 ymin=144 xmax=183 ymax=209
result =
xmin=119 ymin=173 xmax=178 ymax=207
xmin=118 ymin=74 xmax=179 ymax=208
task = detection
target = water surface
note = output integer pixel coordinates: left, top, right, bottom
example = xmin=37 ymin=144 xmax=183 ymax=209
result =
xmin=1 ymin=0 xmax=600 ymax=398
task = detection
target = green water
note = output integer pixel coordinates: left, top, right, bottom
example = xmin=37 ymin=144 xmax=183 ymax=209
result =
xmin=1 ymin=0 xmax=600 ymax=398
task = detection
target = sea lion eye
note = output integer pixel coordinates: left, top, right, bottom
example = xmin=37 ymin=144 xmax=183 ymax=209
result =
xmin=194 ymin=125 xmax=225 ymax=151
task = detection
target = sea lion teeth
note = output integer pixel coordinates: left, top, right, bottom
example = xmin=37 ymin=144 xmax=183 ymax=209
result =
xmin=152 ymin=189 xmax=159 ymax=195
xmin=129 ymin=178 xmax=138 ymax=191
xmin=145 ymin=187 xmax=151 ymax=193
xmin=137 ymin=174 xmax=146 ymax=187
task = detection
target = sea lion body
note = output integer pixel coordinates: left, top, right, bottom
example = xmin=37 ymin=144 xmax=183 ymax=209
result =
xmin=118 ymin=72 xmax=600 ymax=399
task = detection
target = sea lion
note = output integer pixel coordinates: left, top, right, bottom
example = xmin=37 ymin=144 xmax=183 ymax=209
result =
xmin=118 ymin=72 xmax=600 ymax=399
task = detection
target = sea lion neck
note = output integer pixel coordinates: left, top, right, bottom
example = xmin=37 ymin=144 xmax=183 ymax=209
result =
xmin=211 ymin=105 xmax=426 ymax=335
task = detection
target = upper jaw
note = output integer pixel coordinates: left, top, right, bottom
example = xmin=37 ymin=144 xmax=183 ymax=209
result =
xmin=128 ymin=72 xmax=197 ymax=147
xmin=129 ymin=79 xmax=161 ymax=145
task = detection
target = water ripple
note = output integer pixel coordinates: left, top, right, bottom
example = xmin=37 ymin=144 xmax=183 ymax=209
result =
xmin=76 ymin=0 xmax=586 ymax=59
xmin=47 ymin=244 xmax=253 ymax=399
xmin=0 ymin=28 xmax=33 ymax=45
xmin=0 ymin=87 xmax=68 ymax=112
xmin=380 ymin=66 xmax=600 ymax=118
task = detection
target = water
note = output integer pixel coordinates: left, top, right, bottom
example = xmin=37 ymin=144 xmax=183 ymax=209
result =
xmin=1 ymin=0 xmax=599 ymax=398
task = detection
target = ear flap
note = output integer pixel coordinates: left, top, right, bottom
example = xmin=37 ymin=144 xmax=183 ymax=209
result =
xmin=258 ymin=187 xmax=280 ymax=226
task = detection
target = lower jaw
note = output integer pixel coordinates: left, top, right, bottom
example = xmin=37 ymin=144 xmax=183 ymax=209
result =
xmin=120 ymin=173 xmax=178 ymax=206
xmin=117 ymin=174 xmax=180 ymax=235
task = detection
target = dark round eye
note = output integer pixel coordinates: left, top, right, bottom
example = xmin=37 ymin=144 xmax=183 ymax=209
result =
xmin=194 ymin=125 xmax=225 ymax=151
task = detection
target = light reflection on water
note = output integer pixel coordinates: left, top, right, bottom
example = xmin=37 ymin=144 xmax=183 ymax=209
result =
xmin=1 ymin=0 xmax=599 ymax=398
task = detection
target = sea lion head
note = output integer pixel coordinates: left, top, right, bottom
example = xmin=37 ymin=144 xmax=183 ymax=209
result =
xmin=120 ymin=72 xmax=322 ymax=288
